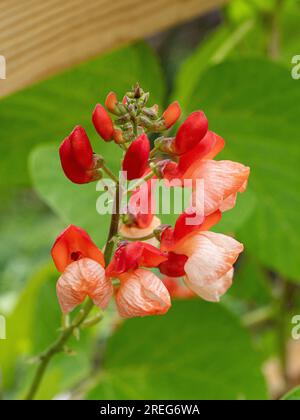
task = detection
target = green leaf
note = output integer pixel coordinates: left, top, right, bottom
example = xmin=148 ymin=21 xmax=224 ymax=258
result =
xmin=172 ymin=20 xmax=255 ymax=106
xmin=0 ymin=42 xmax=164 ymax=196
xmin=282 ymin=386 xmax=300 ymax=400
xmin=30 ymin=144 xmax=111 ymax=244
xmin=86 ymin=301 xmax=267 ymax=400
xmin=175 ymin=58 xmax=300 ymax=281
xmin=228 ymin=254 xmax=272 ymax=306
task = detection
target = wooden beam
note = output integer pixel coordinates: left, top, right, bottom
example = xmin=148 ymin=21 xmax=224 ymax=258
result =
xmin=0 ymin=0 xmax=226 ymax=98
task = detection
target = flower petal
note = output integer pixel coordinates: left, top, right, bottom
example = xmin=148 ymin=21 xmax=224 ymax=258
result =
xmin=190 ymin=160 xmax=250 ymax=215
xmin=174 ymin=231 xmax=243 ymax=301
xmin=119 ymin=216 xmax=161 ymax=246
xmin=51 ymin=225 xmax=105 ymax=273
xmin=116 ymin=269 xmax=171 ymax=318
xmin=56 ymin=258 xmax=112 ymax=313
xmin=185 ymin=268 xmax=234 ymax=302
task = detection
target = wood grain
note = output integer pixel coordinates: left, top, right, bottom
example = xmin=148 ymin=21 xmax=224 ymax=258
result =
xmin=0 ymin=0 xmax=226 ymax=97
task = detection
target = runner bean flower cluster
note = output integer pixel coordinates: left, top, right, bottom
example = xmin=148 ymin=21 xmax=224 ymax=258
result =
xmin=54 ymin=84 xmax=250 ymax=318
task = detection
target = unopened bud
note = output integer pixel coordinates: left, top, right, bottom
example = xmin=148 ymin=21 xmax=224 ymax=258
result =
xmin=154 ymin=136 xmax=176 ymax=155
xmin=105 ymin=91 xmax=118 ymax=114
xmin=113 ymin=129 xmax=126 ymax=144
xmin=142 ymin=106 xmax=158 ymax=120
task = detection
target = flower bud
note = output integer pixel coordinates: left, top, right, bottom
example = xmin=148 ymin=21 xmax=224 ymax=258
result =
xmin=162 ymin=101 xmax=181 ymax=129
xmin=92 ymin=104 xmax=114 ymax=141
xmin=105 ymin=91 xmax=118 ymax=113
xmin=122 ymin=133 xmax=150 ymax=180
xmin=113 ymin=128 xmax=125 ymax=144
xmin=59 ymin=126 xmax=101 ymax=184
xmin=174 ymin=111 xmax=208 ymax=155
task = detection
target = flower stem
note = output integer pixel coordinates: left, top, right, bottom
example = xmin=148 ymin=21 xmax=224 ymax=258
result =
xmin=102 ymin=163 xmax=119 ymax=184
xmin=127 ymin=170 xmax=155 ymax=194
xmin=24 ymin=298 xmax=94 ymax=400
xmin=24 ymin=184 xmax=121 ymax=400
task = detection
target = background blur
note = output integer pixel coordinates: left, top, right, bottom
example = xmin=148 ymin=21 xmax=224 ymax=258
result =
xmin=1 ymin=0 xmax=300 ymax=400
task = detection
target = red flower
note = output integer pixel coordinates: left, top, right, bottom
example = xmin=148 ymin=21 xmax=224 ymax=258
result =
xmin=162 ymin=101 xmax=181 ymax=129
xmin=51 ymin=225 xmax=111 ymax=314
xmin=92 ymin=104 xmax=114 ymax=141
xmin=173 ymin=111 xmax=208 ymax=155
xmin=59 ymin=126 xmax=101 ymax=184
xmin=122 ymin=133 xmax=150 ymax=180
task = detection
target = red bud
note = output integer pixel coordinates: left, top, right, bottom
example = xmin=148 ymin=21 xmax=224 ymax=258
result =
xmin=59 ymin=126 xmax=99 ymax=184
xmin=122 ymin=134 xmax=150 ymax=180
xmin=162 ymin=101 xmax=181 ymax=128
xmin=92 ymin=104 xmax=114 ymax=141
xmin=174 ymin=111 xmax=208 ymax=155
xmin=105 ymin=91 xmax=118 ymax=113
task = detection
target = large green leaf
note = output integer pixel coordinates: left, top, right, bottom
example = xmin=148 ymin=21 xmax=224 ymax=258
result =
xmin=86 ymin=301 xmax=267 ymax=400
xmin=174 ymin=58 xmax=300 ymax=281
xmin=0 ymin=42 xmax=164 ymax=197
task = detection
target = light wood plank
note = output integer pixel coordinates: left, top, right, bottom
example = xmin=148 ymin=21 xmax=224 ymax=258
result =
xmin=0 ymin=0 xmax=226 ymax=97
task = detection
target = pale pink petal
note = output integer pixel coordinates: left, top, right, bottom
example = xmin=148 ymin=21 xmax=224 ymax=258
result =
xmin=184 ymin=268 xmax=234 ymax=302
xmin=190 ymin=160 xmax=250 ymax=215
xmin=219 ymin=193 xmax=237 ymax=212
xmin=56 ymin=258 xmax=113 ymax=313
xmin=116 ymin=268 xmax=171 ymax=318
xmin=119 ymin=216 xmax=161 ymax=246
xmin=173 ymin=231 xmax=243 ymax=302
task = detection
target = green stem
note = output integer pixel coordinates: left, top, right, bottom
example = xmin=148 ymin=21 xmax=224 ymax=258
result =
xmin=24 ymin=299 xmax=94 ymax=400
xmin=127 ymin=170 xmax=155 ymax=194
xmin=102 ymin=163 xmax=119 ymax=184
xmin=24 ymin=184 xmax=121 ymax=400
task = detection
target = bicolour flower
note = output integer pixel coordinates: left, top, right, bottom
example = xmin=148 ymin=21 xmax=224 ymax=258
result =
xmin=159 ymin=210 xmax=243 ymax=302
xmin=59 ymin=126 xmax=102 ymax=184
xmin=51 ymin=225 xmax=111 ymax=313
xmin=122 ymin=134 xmax=150 ymax=180
xmin=106 ymin=242 xmax=170 ymax=318
xmin=162 ymin=130 xmax=250 ymax=216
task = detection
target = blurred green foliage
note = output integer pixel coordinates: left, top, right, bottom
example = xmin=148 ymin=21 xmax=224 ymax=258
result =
xmin=1 ymin=0 xmax=300 ymax=400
